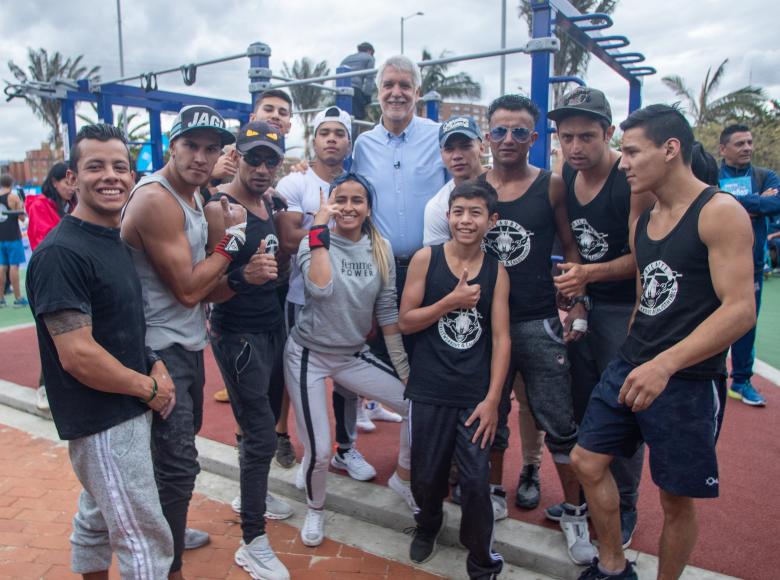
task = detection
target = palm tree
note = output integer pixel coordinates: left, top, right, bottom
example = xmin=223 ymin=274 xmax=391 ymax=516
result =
xmin=661 ymin=59 xmax=766 ymax=127
xmin=77 ymin=108 xmax=150 ymax=160
xmin=6 ymin=48 xmax=100 ymax=158
xmin=419 ymin=49 xmax=482 ymax=101
xmin=519 ymin=0 xmax=619 ymax=105
xmin=281 ymin=58 xmax=330 ymax=160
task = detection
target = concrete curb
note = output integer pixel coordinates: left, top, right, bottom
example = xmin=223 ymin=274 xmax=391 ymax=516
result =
xmin=0 ymin=378 xmax=736 ymax=580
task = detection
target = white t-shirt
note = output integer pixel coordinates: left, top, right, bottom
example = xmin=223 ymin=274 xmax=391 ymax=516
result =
xmin=276 ymin=168 xmax=331 ymax=305
xmin=423 ymin=179 xmax=455 ymax=247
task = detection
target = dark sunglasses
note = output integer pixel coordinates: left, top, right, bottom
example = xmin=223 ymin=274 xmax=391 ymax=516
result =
xmin=240 ymin=151 xmax=282 ymax=168
xmin=489 ymin=126 xmax=532 ymax=144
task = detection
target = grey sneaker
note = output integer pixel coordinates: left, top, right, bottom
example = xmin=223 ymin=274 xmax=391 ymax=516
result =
xmin=184 ymin=527 xmax=209 ymax=550
xmin=274 ymin=433 xmax=296 ymax=469
xmin=560 ymin=504 xmax=597 ymax=565
xmin=491 ymin=487 xmax=508 ymax=521
xmin=515 ymin=464 xmax=541 ymax=509
xmin=35 ymin=386 xmax=50 ymax=412
xmin=235 ymin=534 xmax=290 ymax=580
xmin=230 ymin=494 xmax=293 ymax=520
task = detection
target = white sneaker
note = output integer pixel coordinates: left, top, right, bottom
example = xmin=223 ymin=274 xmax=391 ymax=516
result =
xmin=366 ymin=402 xmax=402 ymax=423
xmin=36 ymin=386 xmax=50 ymax=412
xmin=301 ymin=508 xmax=325 ymax=547
xmin=330 ymin=448 xmax=377 ymax=481
xmin=356 ymin=403 xmax=376 ymax=432
xmin=230 ymin=494 xmax=293 ymax=520
xmin=235 ymin=534 xmax=290 ymax=580
xmin=388 ymin=472 xmax=418 ymax=513
xmin=560 ymin=504 xmax=597 ymax=565
xmin=295 ymin=465 xmax=305 ymax=490
xmin=491 ymin=487 xmax=508 ymax=521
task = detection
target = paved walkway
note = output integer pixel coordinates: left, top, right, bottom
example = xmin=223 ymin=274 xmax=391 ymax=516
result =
xmin=0 ymin=423 xmax=443 ymax=580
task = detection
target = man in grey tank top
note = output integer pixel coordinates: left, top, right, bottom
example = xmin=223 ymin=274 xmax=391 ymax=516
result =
xmin=121 ymin=105 xmax=247 ymax=579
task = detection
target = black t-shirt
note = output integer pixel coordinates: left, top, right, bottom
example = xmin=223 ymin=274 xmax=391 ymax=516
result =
xmin=620 ymin=188 xmax=726 ymax=379
xmin=563 ymin=161 xmax=635 ymax=303
xmin=479 ymin=171 xmax=558 ymax=322
xmin=26 ymin=216 xmax=148 ymax=440
xmin=406 ymin=244 xmax=499 ymax=407
xmin=209 ymin=194 xmax=283 ymax=334
xmin=0 ymin=191 xmax=22 ymax=241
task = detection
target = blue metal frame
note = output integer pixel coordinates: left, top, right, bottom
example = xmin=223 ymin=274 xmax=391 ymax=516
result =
xmin=530 ymin=0 xmax=657 ymax=168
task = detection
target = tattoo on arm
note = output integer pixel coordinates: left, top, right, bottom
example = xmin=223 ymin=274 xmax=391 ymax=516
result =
xmin=43 ymin=310 xmax=92 ymax=336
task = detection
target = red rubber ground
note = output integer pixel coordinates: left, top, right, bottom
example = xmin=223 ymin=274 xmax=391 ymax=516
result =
xmin=3 ymin=325 xmax=778 ymax=579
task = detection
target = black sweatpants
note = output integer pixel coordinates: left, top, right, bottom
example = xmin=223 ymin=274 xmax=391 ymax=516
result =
xmin=410 ymin=400 xmax=503 ymax=580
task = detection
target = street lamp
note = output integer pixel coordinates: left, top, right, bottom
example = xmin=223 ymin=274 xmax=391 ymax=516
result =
xmin=400 ymin=12 xmax=424 ymax=55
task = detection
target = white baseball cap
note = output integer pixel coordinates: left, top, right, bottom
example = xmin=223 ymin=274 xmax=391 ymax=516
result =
xmin=312 ymin=106 xmax=352 ymax=141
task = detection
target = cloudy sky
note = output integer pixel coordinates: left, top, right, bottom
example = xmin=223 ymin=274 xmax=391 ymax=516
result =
xmin=1 ymin=0 xmax=778 ymax=160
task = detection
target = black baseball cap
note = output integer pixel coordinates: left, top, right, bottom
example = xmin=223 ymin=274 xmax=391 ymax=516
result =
xmin=236 ymin=121 xmax=285 ymax=157
xmin=170 ymin=105 xmax=235 ymax=145
xmin=548 ymin=87 xmax=612 ymax=125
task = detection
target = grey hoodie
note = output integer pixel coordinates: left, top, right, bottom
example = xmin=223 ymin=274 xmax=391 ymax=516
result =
xmin=291 ymin=232 xmax=397 ymax=354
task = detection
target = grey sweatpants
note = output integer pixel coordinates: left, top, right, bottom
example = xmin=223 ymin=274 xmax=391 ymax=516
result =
xmin=69 ymin=411 xmax=173 ymax=578
xmin=284 ymin=336 xmax=410 ymax=509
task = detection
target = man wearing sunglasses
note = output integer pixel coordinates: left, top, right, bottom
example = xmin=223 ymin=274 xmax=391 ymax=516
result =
xmin=202 ymin=120 xmax=292 ymax=580
xmin=549 ymin=87 xmax=654 ymax=550
xmin=479 ymin=94 xmax=596 ymax=565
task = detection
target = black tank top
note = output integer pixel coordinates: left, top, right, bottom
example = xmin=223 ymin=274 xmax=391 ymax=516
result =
xmin=406 ymin=244 xmax=499 ymax=407
xmin=479 ymin=171 xmax=557 ymax=322
xmin=620 ymin=188 xmax=726 ymax=379
xmin=0 ymin=192 xmax=21 ymax=242
xmin=564 ymin=161 xmax=634 ymax=303
xmin=209 ymin=193 xmax=283 ymax=334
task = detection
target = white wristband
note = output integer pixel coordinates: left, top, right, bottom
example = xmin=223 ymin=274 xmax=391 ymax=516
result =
xmin=572 ymin=319 xmax=588 ymax=333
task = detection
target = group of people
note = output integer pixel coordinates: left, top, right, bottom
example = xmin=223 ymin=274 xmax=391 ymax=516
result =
xmin=23 ymin=51 xmax=774 ymax=580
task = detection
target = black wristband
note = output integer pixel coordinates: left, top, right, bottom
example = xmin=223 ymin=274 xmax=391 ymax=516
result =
xmin=145 ymin=347 xmax=162 ymax=372
xmin=210 ymin=178 xmax=222 ymax=187
xmin=227 ymin=266 xmax=251 ymax=293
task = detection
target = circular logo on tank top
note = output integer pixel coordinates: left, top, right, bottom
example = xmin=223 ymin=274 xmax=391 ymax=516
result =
xmin=264 ymin=234 xmax=279 ymax=256
xmin=438 ymin=308 xmax=483 ymax=350
xmin=0 ymin=204 xmax=8 ymax=223
xmin=482 ymin=219 xmax=534 ymax=266
xmin=638 ymin=260 xmax=683 ymax=316
xmin=571 ymin=218 xmax=609 ymax=261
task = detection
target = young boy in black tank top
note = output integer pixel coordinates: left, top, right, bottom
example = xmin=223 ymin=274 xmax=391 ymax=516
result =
xmin=571 ymin=105 xmax=755 ymax=580
xmin=400 ymin=182 xmax=510 ymax=579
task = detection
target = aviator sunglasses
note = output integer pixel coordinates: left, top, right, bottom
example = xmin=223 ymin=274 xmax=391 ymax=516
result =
xmin=488 ymin=126 xmax=532 ymax=144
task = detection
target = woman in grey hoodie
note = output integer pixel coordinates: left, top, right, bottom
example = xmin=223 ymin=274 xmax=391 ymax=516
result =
xmin=284 ymin=172 xmax=414 ymax=548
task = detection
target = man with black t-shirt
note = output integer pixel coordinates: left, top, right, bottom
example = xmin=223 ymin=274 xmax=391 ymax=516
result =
xmin=549 ymin=87 xmax=654 ymax=548
xmin=121 ymin=105 xmax=246 ymax=578
xmin=400 ymin=181 xmax=510 ymax=579
xmin=204 ymin=120 xmax=291 ymax=580
xmin=26 ymin=124 xmax=175 ymax=578
xmin=572 ymin=105 xmax=755 ymax=580
xmin=479 ymin=94 xmax=595 ymax=565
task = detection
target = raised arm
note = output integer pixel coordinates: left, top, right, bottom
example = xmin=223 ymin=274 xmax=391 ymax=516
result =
xmin=619 ymin=194 xmax=756 ymax=411
xmin=122 ymin=185 xmax=246 ymax=308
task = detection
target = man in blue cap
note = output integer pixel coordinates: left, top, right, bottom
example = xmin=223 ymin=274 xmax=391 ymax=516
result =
xmin=121 ymin=104 xmax=248 ymax=579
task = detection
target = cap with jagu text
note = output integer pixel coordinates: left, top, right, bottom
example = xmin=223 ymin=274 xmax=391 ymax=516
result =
xmin=548 ymin=87 xmax=612 ymax=125
xmin=312 ymin=106 xmax=353 ymax=141
xmin=169 ymin=105 xmax=235 ymax=145
xmin=438 ymin=116 xmax=482 ymax=147
xmin=236 ymin=121 xmax=285 ymax=157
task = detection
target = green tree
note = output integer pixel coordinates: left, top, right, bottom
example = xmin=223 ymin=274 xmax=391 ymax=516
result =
xmin=77 ymin=109 xmax=150 ymax=160
xmin=519 ymin=0 xmax=620 ymax=105
xmin=281 ymin=58 xmax=330 ymax=160
xmin=6 ymin=48 xmax=100 ymax=158
xmin=419 ymin=49 xmax=482 ymax=101
xmin=661 ymin=59 xmax=766 ymax=127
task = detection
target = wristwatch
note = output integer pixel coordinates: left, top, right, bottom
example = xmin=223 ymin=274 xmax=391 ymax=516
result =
xmin=572 ymin=295 xmax=592 ymax=311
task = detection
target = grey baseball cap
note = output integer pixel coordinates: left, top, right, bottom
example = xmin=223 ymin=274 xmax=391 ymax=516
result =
xmin=548 ymin=87 xmax=612 ymax=125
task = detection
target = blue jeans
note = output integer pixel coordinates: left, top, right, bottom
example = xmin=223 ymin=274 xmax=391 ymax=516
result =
xmin=730 ymin=271 xmax=763 ymax=383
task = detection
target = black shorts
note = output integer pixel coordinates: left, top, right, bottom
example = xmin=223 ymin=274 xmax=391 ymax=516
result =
xmin=578 ymin=358 xmax=726 ymax=498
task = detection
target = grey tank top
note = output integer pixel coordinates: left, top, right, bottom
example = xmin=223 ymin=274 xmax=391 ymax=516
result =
xmin=124 ymin=174 xmax=209 ymax=351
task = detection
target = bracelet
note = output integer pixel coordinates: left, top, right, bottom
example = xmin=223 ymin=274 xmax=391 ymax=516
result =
xmin=145 ymin=377 xmax=158 ymax=403
xmin=309 ymin=224 xmax=330 ymax=250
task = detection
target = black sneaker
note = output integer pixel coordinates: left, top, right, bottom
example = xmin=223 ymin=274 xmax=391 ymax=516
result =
xmin=620 ymin=510 xmax=637 ymax=548
xmin=408 ymin=513 xmax=446 ymax=564
xmin=515 ymin=463 xmax=541 ymax=509
xmin=274 ymin=433 xmax=296 ymax=469
xmin=578 ymin=558 xmax=638 ymax=580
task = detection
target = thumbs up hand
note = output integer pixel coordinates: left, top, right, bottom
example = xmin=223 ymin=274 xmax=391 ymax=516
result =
xmin=447 ymin=269 xmax=481 ymax=310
